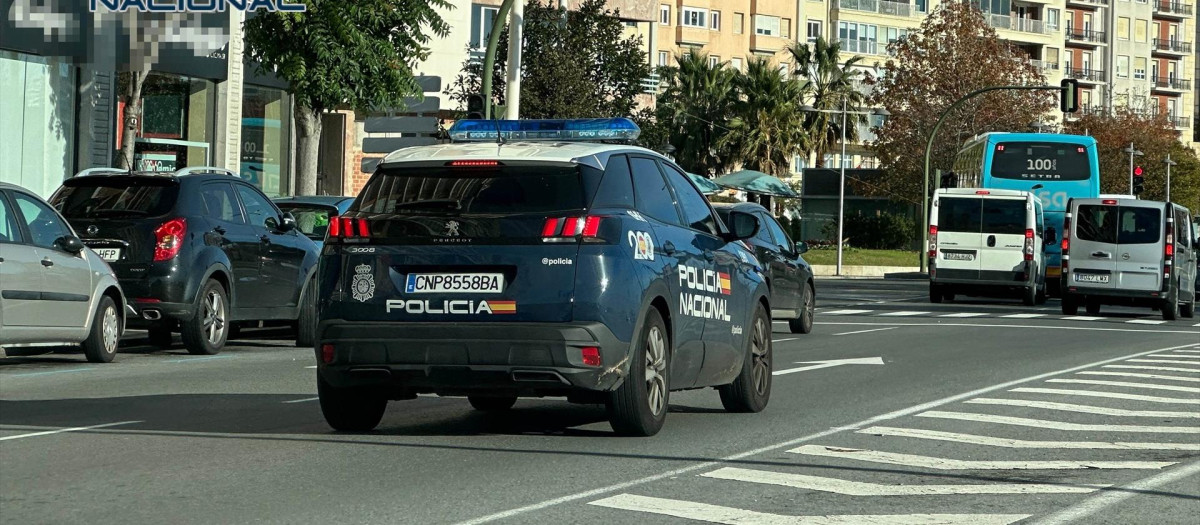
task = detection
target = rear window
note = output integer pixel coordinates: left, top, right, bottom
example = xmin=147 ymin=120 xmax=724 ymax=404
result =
xmin=278 ymin=204 xmax=333 ymax=239
xmin=937 ymin=197 xmax=981 ymax=233
xmin=990 ymin=142 xmax=1091 ymax=181
xmin=1076 ymin=205 xmax=1161 ymax=245
xmin=52 ymin=178 xmax=178 ymax=219
xmin=981 ymin=199 xmax=1026 ymax=235
xmin=354 ymin=165 xmax=585 ymax=215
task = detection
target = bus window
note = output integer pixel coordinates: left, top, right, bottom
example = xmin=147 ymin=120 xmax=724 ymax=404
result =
xmin=938 ymin=197 xmax=981 ymax=233
xmin=991 ymin=142 xmax=1091 ymax=181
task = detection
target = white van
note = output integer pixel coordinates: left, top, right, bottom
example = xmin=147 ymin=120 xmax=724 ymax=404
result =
xmin=1062 ymin=198 xmax=1197 ymax=320
xmin=929 ymin=189 xmax=1048 ymax=305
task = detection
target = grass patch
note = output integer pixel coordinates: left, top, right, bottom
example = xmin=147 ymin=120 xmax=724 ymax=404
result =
xmin=803 ymin=248 xmax=920 ymax=267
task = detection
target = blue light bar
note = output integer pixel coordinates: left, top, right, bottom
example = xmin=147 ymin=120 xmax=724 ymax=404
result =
xmin=448 ymin=118 xmax=641 ymax=142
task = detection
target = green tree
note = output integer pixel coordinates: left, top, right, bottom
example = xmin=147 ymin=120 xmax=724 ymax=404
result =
xmin=445 ymin=0 xmax=650 ymax=120
xmin=788 ymin=37 xmax=867 ymax=168
xmin=723 ymin=57 xmax=810 ymax=177
xmin=244 ymin=0 xmax=450 ymax=195
xmin=654 ymin=50 xmax=739 ymax=176
xmin=867 ymin=1 xmax=1053 ymax=202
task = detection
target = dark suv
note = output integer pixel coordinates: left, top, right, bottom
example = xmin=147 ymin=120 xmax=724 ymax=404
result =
xmin=315 ymin=119 xmax=772 ymax=436
xmin=50 ymin=167 xmax=321 ymax=355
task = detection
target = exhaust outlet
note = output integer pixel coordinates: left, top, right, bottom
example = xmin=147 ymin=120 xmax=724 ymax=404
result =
xmin=512 ymin=370 xmax=569 ymax=384
xmin=142 ymin=310 xmax=162 ymax=321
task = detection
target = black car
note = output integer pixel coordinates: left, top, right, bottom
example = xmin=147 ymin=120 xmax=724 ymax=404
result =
xmin=714 ymin=203 xmax=815 ymax=334
xmin=49 ymin=167 xmax=321 ymax=355
xmin=315 ymin=118 xmax=771 ymax=436
xmin=273 ymin=195 xmax=355 ymax=249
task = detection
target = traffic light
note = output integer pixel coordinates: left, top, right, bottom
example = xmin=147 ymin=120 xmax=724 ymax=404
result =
xmin=1132 ymin=166 xmax=1144 ymax=194
xmin=465 ymin=94 xmax=485 ymax=120
xmin=1060 ymin=78 xmax=1079 ymax=113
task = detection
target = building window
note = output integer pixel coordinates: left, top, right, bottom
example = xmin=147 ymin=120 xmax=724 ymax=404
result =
xmin=681 ymin=7 xmax=707 ymax=28
xmin=733 ymin=12 xmax=744 ymax=34
xmin=660 ymin=4 xmax=670 ymax=25
xmin=1117 ymin=17 xmax=1130 ymax=40
xmin=793 ymin=156 xmax=807 ymax=173
xmin=710 ymin=11 xmax=721 ymax=30
xmin=709 ymin=55 xmax=721 ymax=67
xmin=807 ymin=20 xmax=822 ymax=43
xmin=916 ymin=0 xmax=927 ymax=12
xmin=731 ymin=57 xmax=743 ymax=71
xmin=1134 ymin=19 xmax=1147 ymax=42
xmin=0 ymin=51 xmax=77 ymax=198
xmin=885 ymin=27 xmax=908 ymax=46
xmin=1046 ymin=47 xmax=1059 ymax=67
xmin=754 ymin=15 xmax=781 ymax=36
xmin=1133 ymin=57 xmax=1146 ymax=80
xmin=657 ymin=51 xmax=669 ymax=67
xmin=781 ymin=18 xmax=791 ymax=39
xmin=241 ymin=85 xmax=289 ymax=196
xmin=1116 ymin=55 xmax=1129 ymax=78
xmin=473 ymin=5 xmax=500 ymax=48
xmin=122 ymin=72 xmax=216 ymax=173
xmin=778 ymin=62 xmax=789 ymax=76
xmin=839 ymin=22 xmax=879 ymax=55
xmin=1046 ymin=9 xmax=1059 ymax=31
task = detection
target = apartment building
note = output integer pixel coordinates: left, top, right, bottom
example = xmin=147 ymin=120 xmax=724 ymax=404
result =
xmin=652 ymin=1 xmax=801 ymax=73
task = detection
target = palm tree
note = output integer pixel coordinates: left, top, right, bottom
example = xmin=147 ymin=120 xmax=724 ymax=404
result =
xmin=723 ymin=57 xmax=810 ymax=178
xmin=656 ymin=50 xmax=739 ymax=176
xmin=788 ymin=36 xmax=869 ymax=168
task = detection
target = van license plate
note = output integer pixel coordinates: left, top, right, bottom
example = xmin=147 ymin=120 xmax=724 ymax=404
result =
xmin=406 ymin=273 xmax=504 ymax=294
xmin=93 ymin=248 xmax=121 ymax=262
xmin=1074 ymin=273 xmax=1109 ymax=284
xmin=944 ymin=252 xmax=974 ymax=261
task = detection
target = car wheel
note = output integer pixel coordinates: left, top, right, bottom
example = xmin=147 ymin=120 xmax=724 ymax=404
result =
xmin=719 ymin=303 xmax=772 ymax=413
xmin=147 ymin=326 xmax=173 ymax=348
xmin=296 ymin=281 xmax=317 ymax=348
xmin=607 ymin=308 xmax=670 ymax=437
xmin=1062 ymin=293 xmax=1080 ymax=315
xmin=1181 ymin=293 xmax=1196 ymax=319
xmin=318 ymin=374 xmax=387 ymax=432
xmin=181 ymin=279 xmax=228 ymax=355
xmin=789 ymin=283 xmax=814 ymax=334
xmin=82 ymin=296 xmax=120 ymax=363
xmin=1161 ymin=293 xmax=1180 ymax=321
xmin=929 ymin=284 xmax=943 ymax=303
xmin=1085 ymin=298 xmax=1101 ymax=316
xmin=468 ymin=396 xmax=518 ymax=411
xmin=1022 ymin=285 xmax=1037 ymax=306
xmin=1035 ymin=283 xmax=1048 ymax=305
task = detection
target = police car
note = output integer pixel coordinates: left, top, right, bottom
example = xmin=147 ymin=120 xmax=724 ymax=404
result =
xmin=314 ymin=118 xmax=772 ymax=436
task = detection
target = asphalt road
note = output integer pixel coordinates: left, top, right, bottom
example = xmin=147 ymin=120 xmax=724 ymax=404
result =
xmin=2 ymin=279 xmax=1198 ymax=524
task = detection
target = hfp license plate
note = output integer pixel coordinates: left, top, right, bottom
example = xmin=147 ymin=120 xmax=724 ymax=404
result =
xmin=943 ymin=252 xmax=975 ymax=261
xmin=1074 ymin=273 xmax=1109 ymax=284
xmin=406 ymin=273 xmax=504 ymax=294
xmin=93 ymin=248 xmax=121 ymax=262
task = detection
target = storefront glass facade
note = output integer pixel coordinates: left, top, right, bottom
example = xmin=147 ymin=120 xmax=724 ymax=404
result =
xmin=0 ymin=51 xmax=77 ymax=197
xmin=118 ymin=72 xmax=216 ymax=172
xmin=241 ymin=85 xmax=289 ymax=196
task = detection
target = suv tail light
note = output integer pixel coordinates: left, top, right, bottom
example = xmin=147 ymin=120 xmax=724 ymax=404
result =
xmin=927 ymin=225 xmax=938 ymax=259
xmin=542 ymin=216 xmax=604 ymax=243
xmin=153 ymin=218 xmax=187 ymax=262
xmin=328 ymin=216 xmax=370 ymax=241
xmin=1023 ymin=228 xmax=1035 ymax=262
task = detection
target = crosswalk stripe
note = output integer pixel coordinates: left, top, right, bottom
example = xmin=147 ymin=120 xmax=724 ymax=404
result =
xmin=859 ymin=426 xmax=1200 ymax=451
xmin=878 ymin=311 xmax=929 ymax=316
xmin=1103 ymin=364 xmax=1200 ymax=374
xmin=965 ymin=398 xmax=1200 ymax=418
xmin=1126 ymin=319 xmax=1167 ymax=325
xmin=822 ymin=309 xmax=873 ymax=315
xmin=1002 ymin=313 xmax=1045 ymax=318
xmin=917 ymin=410 xmax=1200 ymax=433
xmin=1126 ymin=358 xmax=1200 ymax=367
xmin=1147 ymin=353 xmax=1200 ymax=360
xmin=587 ymin=494 xmax=1031 ymax=525
xmin=939 ymin=312 xmax=990 ymax=318
xmin=1011 ymin=387 xmax=1200 ymax=404
xmin=701 ymin=467 xmax=1105 ymax=495
xmin=1046 ymin=378 xmax=1200 ymax=393
xmin=1078 ymin=371 xmax=1200 ymax=383
xmin=787 ymin=445 xmax=1174 ymax=470
xmin=1171 ymin=349 xmax=1200 ymax=353
xmin=1061 ymin=316 xmax=1104 ymax=321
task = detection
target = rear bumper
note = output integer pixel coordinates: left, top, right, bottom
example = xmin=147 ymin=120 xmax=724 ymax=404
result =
xmin=316 ymin=321 xmax=631 ymax=395
xmin=1063 ymin=285 xmax=1167 ymax=301
xmin=931 ymin=267 xmax=1035 ymax=288
xmin=125 ymin=300 xmax=195 ymax=325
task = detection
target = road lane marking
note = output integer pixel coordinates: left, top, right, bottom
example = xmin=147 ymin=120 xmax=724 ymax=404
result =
xmin=1126 ymin=319 xmax=1166 ymax=325
xmin=821 ymin=309 xmax=873 ymax=315
xmin=1125 ymin=358 xmax=1200 ymax=366
xmin=815 ymin=321 xmax=1199 ymax=334
xmin=8 ymin=368 xmax=93 ymax=378
xmin=587 ymin=494 xmax=1030 ymax=525
xmin=774 ymin=357 xmax=885 ymax=376
xmin=1061 ymin=316 xmax=1104 ymax=321
xmin=1010 ymin=387 xmax=1200 ymax=404
xmin=858 ymin=426 xmax=1200 ymax=451
xmin=1028 ymin=459 xmax=1200 ymax=525
xmin=166 ymin=355 xmax=234 ymax=363
xmin=1172 ymin=349 xmax=1200 ymax=353
xmin=1147 ymin=353 xmax=1200 ymax=359
xmin=965 ymin=398 xmax=1200 ymax=418
xmin=1001 ymin=313 xmax=1045 ymax=318
xmin=917 ymin=411 xmax=1200 ymax=433
xmin=282 ymin=397 xmax=319 ymax=404
xmin=1103 ymin=364 xmax=1200 ymax=373
xmin=1078 ymin=370 xmax=1200 ymax=382
xmin=1045 ymin=378 xmax=1200 ymax=393
xmin=940 ymin=312 xmax=989 ymax=318
xmin=701 ymin=467 xmax=1104 ymax=495
xmin=772 ymin=337 xmax=801 ymax=343
xmin=0 ymin=421 xmax=141 ymax=441
xmin=831 ymin=327 xmax=897 ymax=336
xmin=452 ymin=342 xmax=1197 ymax=525
xmin=786 ymin=445 xmax=1175 ymax=470
xmin=304 ymin=365 xmax=317 ymax=369
xmin=878 ymin=311 xmax=928 ymax=316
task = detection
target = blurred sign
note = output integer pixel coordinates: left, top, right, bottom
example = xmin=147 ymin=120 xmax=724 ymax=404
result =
xmin=135 ymin=152 xmax=176 ymax=171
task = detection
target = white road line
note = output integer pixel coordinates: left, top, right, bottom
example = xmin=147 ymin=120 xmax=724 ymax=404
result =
xmin=787 ymin=445 xmax=1174 ymax=470
xmin=1147 ymin=353 xmax=1200 ymax=360
xmin=772 ymin=337 xmax=801 ymax=343
xmin=701 ymin=467 xmax=1104 ymax=495
xmin=917 ymin=410 xmax=1200 ymax=433
xmin=452 ymin=342 xmax=1197 ymax=525
xmin=1125 ymin=358 xmax=1200 ymax=366
xmin=831 ymin=327 xmax=897 ymax=336
xmin=965 ymin=398 xmax=1200 ymax=418
xmin=282 ymin=397 xmax=319 ymax=404
xmin=587 ymin=494 xmax=1029 ymax=525
xmin=1061 ymin=316 xmax=1104 ymax=321
xmin=0 ymin=421 xmax=141 ymax=441
xmin=940 ymin=312 xmax=990 ymax=318
xmin=1010 ymin=387 xmax=1200 ymax=404
xmin=858 ymin=426 xmax=1200 ymax=451
xmin=304 ymin=365 xmax=317 ymax=369
xmin=1126 ymin=319 xmax=1168 ymax=325
xmin=1170 ymin=349 xmax=1200 ymax=353
xmin=1078 ymin=370 xmax=1200 ymax=382
xmin=1045 ymin=378 xmax=1200 ymax=393
xmin=822 ymin=309 xmax=874 ymax=315
xmin=815 ymin=321 xmax=1199 ymax=334
xmin=1002 ymin=313 xmax=1045 ymax=319
xmin=1103 ymin=364 xmax=1200 ymax=374
xmin=878 ymin=311 xmax=929 ymax=316
xmin=1028 ymin=460 xmax=1200 ymax=525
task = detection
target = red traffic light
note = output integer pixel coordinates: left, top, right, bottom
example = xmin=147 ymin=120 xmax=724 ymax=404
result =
xmin=1134 ymin=166 xmax=1144 ymax=177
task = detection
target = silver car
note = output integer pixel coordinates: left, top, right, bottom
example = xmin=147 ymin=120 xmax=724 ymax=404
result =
xmin=0 ymin=182 xmax=131 ymax=362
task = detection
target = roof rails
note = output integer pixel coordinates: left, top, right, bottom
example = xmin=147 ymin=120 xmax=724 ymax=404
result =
xmin=174 ymin=166 xmax=239 ymax=177
xmin=75 ymin=167 xmax=128 ymax=177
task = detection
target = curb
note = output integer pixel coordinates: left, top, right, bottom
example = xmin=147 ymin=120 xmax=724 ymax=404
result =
xmin=811 ymin=265 xmax=923 ymax=278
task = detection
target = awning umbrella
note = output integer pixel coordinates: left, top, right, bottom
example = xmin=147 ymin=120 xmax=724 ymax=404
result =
xmin=685 ymin=172 xmax=723 ymax=195
xmin=712 ymin=169 xmax=799 ymax=198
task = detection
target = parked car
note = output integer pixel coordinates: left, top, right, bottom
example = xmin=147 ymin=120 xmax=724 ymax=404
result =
xmin=713 ymin=202 xmax=815 ymax=334
xmin=0 ymin=183 xmax=131 ymax=363
xmin=48 ymin=167 xmax=322 ymax=355
xmin=273 ymin=195 xmax=354 ymax=248
xmin=1062 ymin=197 xmax=1196 ymax=320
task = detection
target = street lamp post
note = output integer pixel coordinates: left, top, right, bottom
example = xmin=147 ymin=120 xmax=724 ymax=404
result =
xmin=1124 ymin=142 xmax=1144 ymax=194
xmin=1164 ymin=155 xmax=1176 ymax=201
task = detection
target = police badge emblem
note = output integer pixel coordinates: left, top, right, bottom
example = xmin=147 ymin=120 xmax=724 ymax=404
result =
xmin=351 ymin=264 xmax=375 ymax=302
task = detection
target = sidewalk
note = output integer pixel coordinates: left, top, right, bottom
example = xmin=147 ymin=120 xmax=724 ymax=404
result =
xmin=811 ymin=265 xmax=925 ymax=279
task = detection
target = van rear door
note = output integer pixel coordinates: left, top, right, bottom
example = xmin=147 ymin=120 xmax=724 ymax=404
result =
xmin=1070 ymin=202 xmax=1163 ymax=292
xmin=978 ymin=196 xmax=1029 ymax=281
xmin=935 ymin=195 xmax=983 ymax=279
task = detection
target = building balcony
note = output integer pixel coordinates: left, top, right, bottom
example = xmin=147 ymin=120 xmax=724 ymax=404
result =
xmin=1168 ymin=115 xmax=1191 ymax=129
xmin=837 ymin=0 xmax=921 ymax=17
xmin=1066 ymin=68 xmax=1106 ymax=83
xmin=1151 ymin=76 xmax=1192 ymax=91
xmin=1066 ymin=0 xmax=1108 ymax=9
xmin=1078 ymin=105 xmax=1108 ymax=117
xmin=1151 ymin=38 xmax=1193 ymax=56
xmin=1154 ymin=1 xmax=1194 ymax=18
xmin=1066 ymin=28 xmax=1108 ymax=45
xmin=1030 ymin=59 xmax=1060 ymax=73
xmin=986 ymin=14 xmax=1051 ymax=36
xmin=838 ymin=39 xmax=884 ymax=55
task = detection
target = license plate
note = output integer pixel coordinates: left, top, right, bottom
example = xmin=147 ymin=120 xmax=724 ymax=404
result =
xmin=1074 ymin=273 xmax=1109 ymax=284
xmin=93 ymin=248 xmax=122 ymax=262
xmin=405 ymin=273 xmax=504 ymax=294
xmin=943 ymin=252 xmax=975 ymax=261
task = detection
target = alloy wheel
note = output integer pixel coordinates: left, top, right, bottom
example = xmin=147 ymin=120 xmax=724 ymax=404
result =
xmin=644 ymin=326 xmax=667 ymax=416
xmin=202 ymin=291 xmax=226 ymax=344
xmin=751 ymin=316 xmax=770 ymax=396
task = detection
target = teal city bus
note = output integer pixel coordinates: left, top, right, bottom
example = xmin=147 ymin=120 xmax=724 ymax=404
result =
xmin=951 ymin=132 xmax=1101 ymax=290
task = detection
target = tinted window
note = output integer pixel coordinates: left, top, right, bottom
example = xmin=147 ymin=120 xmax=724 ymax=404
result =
xmin=661 ymin=163 xmax=718 ymax=235
xmin=52 ymin=177 xmax=178 ymax=219
xmin=1118 ymin=207 xmax=1160 ymax=244
xmin=1076 ymin=205 xmax=1116 ymax=243
xmin=630 ymin=157 xmax=680 ymax=225
xmin=591 ymin=155 xmax=635 ymax=208
xmin=764 ymin=214 xmax=791 ymax=249
xmin=236 ymin=185 xmax=278 ymax=229
xmin=201 ymin=183 xmax=245 ymax=224
xmin=752 ymin=212 xmax=774 ymax=245
xmin=1076 ymin=205 xmax=1161 ymax=245
xmin=355 ymin=166 xmax=585 ymax=215
xmin=0 ymin=194 xmax=23 ymax=243
xmin=990 ymin=142 xmax=1091 ymax=181
xmin=937 ymin=197 xmax=981 ymax=233
xmin=277 ymin=204 xmax=333 ymax=239
xmin=981 ymin=199 xmax=1026 ymax=235
xmin=13 ymin=192 xmax=71 ymax=249
xmin=1175 ymin=209 xmax=1191 ymax=248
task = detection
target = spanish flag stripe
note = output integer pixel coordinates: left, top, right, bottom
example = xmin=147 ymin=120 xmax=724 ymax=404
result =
xmin=489 ymin=300 xmax=517 ymax=314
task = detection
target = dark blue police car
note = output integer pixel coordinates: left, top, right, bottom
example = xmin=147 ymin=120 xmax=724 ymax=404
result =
xmin=314 ymin=119 xmax=771 ymax=436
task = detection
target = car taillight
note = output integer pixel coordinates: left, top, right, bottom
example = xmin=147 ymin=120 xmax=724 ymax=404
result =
xmin=1164 ymin=220 xmax=1174 ymax=281
xmin=153 ymin=218 xmax=187 ymax=262
xmin=1023 ymin=228 xmax=1035 ymax=262
xmin=1061 ymin=213 xmax=1072 ymax=273
xmin=543 ymin=216 xmax=604 ymax=242
xmin=328 ymin=216 xmax=370 ymax=242
xmin=928 ymin=225 xmax=938 ymax=259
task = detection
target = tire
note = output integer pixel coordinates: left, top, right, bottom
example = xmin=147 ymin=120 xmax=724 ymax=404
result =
xmin=1035 ymin=283 xmax=1048 ymax=305
xmin=1181 ymin=294 xmax=1196 ymax=319
xmin=1162 ymin=295 xmax=1180 ymax=321
xmin=607 ymin=308 xmax=670 ymax=437
xmin=788 ymin=283 xmax=814 ymax=334
xmin=468 ymin=396 xmax=517 ymax=411
xmin=181 ymin=279 xmax=229 ymax=355
xmin=1062 ymin=293 xmax=1080 ymax=315
xmin=719 ymin=303 xmax=772 ymax=413
xmin=147 ymin=326 xmax=173 ymax=348
xmin=1022 ymin=285 xmax=1037 ymax=306
xmin=82 ymin=296 xmax=120 ymax=363
xmin=1085 ymin=299 xmax=1101 ymax=316
xmin=318 ymin=374 xmax=387 ymax=432
xmin=929 ymin=284 xmax=943 ymax=303
xmin=943 ymin=291 xmax=955 ymax=302
xmin=296 ymin=281 xmax=317 ymax=348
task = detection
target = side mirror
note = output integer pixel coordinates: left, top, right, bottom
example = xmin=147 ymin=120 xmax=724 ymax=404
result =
xmin=1044 ymin=227 xmax=1057 ymax=245
xmin=280 ymin=212 xmax=297 ymax=232
xmin=795 ymin=241 xmax=809 ymax=254
xmin=57 ymin=235 xmax=85 ymax=255
xmin=724 ymin=210 xmax=759 ymax=241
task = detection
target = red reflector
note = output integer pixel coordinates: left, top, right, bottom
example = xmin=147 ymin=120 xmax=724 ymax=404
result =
xmin=321 ymin=344 xmax=334 ymax=363
xmin=134 ymin=298 xmax=161 ymax=303
xmin=1102 ymin=199 xmax=1117 ymax=205
xmin=581 ymin=347 xmax=601 ymax=367
xmin=975 ymin=190 xmax=990 ymax=195
xmin=560 ymin=217 xmax=582 ymax=237
xmin=356 ymin=218 xmax=370 ymax=237
xmin=541 ymin=218 xmax=561 ymax=237
xmin=582 ymin=216 xmax=603 ymax=237
xmin=1166 ymin=244 xmax=1174 ymax=256
xmin=448 ymin=160 xmax=500 ymax=167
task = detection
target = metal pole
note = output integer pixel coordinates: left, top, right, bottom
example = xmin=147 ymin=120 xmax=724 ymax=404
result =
xmin=1128 ymin=142 xmax=1134 ymax=193
xmin=1165 ymin=154 xmax=1175 ymax=201
xmin=482 ymin=0 xmax=517 ymax=119
xmin=504 ymin=0 xmax=524 ymax=119
xmin=837 ymin=98 xmax=847 ymax=277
